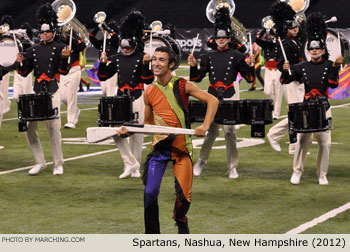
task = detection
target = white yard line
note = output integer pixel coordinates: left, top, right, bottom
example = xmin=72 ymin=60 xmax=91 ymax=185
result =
xmin=285 ymin=202 xmax=350 ymax=234
xmin=0 ymin=148 xmax=118 ymax=175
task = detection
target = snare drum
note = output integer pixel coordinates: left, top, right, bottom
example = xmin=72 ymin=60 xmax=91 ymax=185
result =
xmin=0 ymin=35 xmax=22 ymax=70
xmin=98 ymin=94 xmax=135 ymax=126
xmin=188 ymin=100 xmax=242 ymax=125
xmin=288 ymin=100 xmax=330 ymax=133
xmin=17 ymin=93 xmax=58 ymax=131
xmin=214 ymin=100 xmax=242 ymax=125
xmin=144 ymin=35 xmax=182 ymax=70
xmin=241 ymin=99 xmax=274 ymax=125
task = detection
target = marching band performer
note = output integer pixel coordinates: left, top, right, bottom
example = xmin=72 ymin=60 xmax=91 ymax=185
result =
xmin=119 ymin=46 xmax=218 ymax=234
xmin=16 ymin=3 xmax=71 ymax=175
xmin=188 ymin=7 xmax=255 ymax=179
xmin=12 ymin=22 xmax=35 ymax=103
xmin=58 ymin=31 xmax=87 ymax=129
xmin=281 ymin=12 xmax=342 ymax=185
xmin=98 ymin=10 xmax=154 ymax=178
xmin=89 ymin=17 xmax=119 ymax=96
xmin=0 ymin=15 xmax=15 ymax=116
xmin=267 ymin=1 xmax=306 ymax=154
xmin=255 ymin=27 xmax=283 ymax=119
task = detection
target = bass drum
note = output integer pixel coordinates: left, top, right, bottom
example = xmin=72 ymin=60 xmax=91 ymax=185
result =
xmin=304 ymin=28 xmax=350 ymax=64
xmin=144 ymin=35 xmax=182 ymax=70
xmin=0 ymin=35 xmax=23 ymax=70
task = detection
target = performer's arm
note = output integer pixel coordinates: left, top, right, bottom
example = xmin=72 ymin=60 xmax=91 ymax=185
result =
xmin=98 ymin=54 xmax=118 ymax=81
xmin=16 ymin=48 xmax=34 ymax=77
xmin=185 ymin=81 xmax=219 ymax=136
xmin=59 ymin=46 xmax=71 ymax=75
xmin=280 ymin=61 xmax=302 ymax=84
xmin=88 ymin=27 xmax=103 ymax=49
xmin=237 ymin=54 xmax=255 ymax=83
xmin=188 ymin=54 xmax=209 ymax=82
xmin=143 ymin=92 xmax=155 ymax=125
xmin=141 ymin=53 xmax=154 ymax=84
xmin=328 ymin=56 xmax=343 ymax=88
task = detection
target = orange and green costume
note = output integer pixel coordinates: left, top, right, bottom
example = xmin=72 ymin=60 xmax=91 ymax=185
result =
xmin=143 ymin=76 xmax=193 ymax=234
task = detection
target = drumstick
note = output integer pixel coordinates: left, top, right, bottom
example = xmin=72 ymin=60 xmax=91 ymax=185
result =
xmin=337 ymin=31 xmax=343 ymax=71
xmin=12 ymin=33 xmax=22 ymax=67
xmin=191 ymin=33 xmax=200 ymax=55
xmin=278 ymin=37 xmax=292 ymax=75
xmin=68 ymin=28 xmax=73 ymax=64
xmin=149 ymin=30 xmax=153 ymax=70
xmin=102 ymin=31 xmax=107 ymax=63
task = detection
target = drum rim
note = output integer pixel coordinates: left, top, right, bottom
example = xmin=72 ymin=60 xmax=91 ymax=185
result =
xmin=0 ymin=35 xmax=23 ymax=70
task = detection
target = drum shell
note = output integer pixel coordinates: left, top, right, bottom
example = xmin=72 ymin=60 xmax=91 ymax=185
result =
xmin=98 ymin=95 xmax=134 ymax=126
xmin=288 ymin=101 xmax=329 ymax=133
xmin=241 ymin=99 xmax=273 ymax=125
xmin=0 ymin=35 xmax=23 ymax=70
xmin=214 ymin=100 xmax=242 ymax=125
xmin=143 ymin=35 xmax=182 ymax=70
xmin=189 ymin=100 xmax=207 ymax=123
xmin=18 ymin=93 xmax=55 ymax=121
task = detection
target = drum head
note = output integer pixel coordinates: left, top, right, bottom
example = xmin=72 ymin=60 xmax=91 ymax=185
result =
xmin=0 ymin=35 xmax=23 ymax=70
xmin=304 ymin=29 xmax=350 ymax=64
xmin=144 ymin=35 xmax=182 ymax=70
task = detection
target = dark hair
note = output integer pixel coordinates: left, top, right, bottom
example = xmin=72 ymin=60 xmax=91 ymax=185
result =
xmin=154 ymin=46 xmax=176 ymax=68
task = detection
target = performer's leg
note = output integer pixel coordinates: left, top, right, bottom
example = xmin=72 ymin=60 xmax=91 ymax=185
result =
xmin=273 ymin=70 xmax=283 ymax=119
xmin=314 ymin=131 xmax=331 ymax=181
xmin=223 ymin=124 xmax=239 ymax=178
xmin=65 ymin=67 xmax=81 ymax=126
xmin=291 ymin=133 xmax=312 ymax=184
xmin=263 ymin=68 xmax=274 ymax=99
xmin=26 ymin=121 xmax=45 ymax=165
xmin=0 ymin=72 xmax=10 ymax=114
xmin=143 ymin=151 xmax=170 ymax=234
xmin=105 ymin=72 xmax=118 ymax=96
xmin=173 ymin=154 xmax=192 ymax=233
xmin=45 ymin=91 xmax=64 ymax=171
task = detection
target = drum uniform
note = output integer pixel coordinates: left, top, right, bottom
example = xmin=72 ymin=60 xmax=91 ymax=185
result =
xmin=267 ymin=34 xmax=305 ymax=153
xmin=143 ymin=77 xmax=193 ymax=234
xmin=0 ymin=69 xmax=10 ymax=127
xmin=17 ymin=40 xmax=70 ymax=173
xmin=281 ymin=59 xmax=339 ymax=182
xmin=89 ymin=27 xmax=119 ymax=96
xmin=190 ymin=48 xmax=255 ymax=177
xmin=98 ymin=51 xmax=154 ymax=176
xmin=58 ymin=34 xmax=86 ymax=128
xmin=256 ymin=32 xmax=283 ymax=119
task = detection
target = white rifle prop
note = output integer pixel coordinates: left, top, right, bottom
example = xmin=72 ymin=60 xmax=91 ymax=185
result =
xmin=86 ymin=124 xmax=201 ymax=143
xmin=278 ymin=37 xmax=292 ymax=75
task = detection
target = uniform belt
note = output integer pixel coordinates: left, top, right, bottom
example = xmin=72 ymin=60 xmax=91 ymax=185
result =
xmin=265 ymin=61 xmax=278 ymax=70
xmin=305 ymin=89 xmax=327 ymax=99
xmin=118 ymin=83 xmax=144 ymax=93
xmin=209 ymin=81 xmax=234 ymax=91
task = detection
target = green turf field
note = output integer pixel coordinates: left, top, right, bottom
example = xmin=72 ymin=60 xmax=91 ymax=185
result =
xmin=0 ymin=63 xmax=349 ymax=234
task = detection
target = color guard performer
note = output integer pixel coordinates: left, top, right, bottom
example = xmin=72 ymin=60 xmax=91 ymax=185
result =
xmin=267 ymin=1 xmax=305 ymax=154
xmin=281 ymin=12 xmax=342 ymax=185
xmin=16 ymin=3 xmax=71 ymax=175
xmin=188 ymin=7 xmax=255 ymax=178
xmin=98 ymin=11 xmax=154 ymax=178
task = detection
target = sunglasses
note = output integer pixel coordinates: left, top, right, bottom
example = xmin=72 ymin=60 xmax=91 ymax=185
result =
xmin=39 ymin=31 xmax=53 ymax=34
xmin=309 ymin=47 xmax=321 ymax=50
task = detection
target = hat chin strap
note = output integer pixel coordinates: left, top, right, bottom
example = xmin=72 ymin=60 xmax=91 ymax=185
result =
xmin=310 ymin=52 xmax=324 ymax=59
xmin=215 ymin=39 xmax=230 ymax=48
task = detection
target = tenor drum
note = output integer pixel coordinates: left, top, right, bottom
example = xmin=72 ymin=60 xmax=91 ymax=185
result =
xmin=288 ymin=99 xmax=330 ymax=133
xmin=241 ymin=99 xmax=274 ymax=125
xmin=144 ymin=35 xmax=182 ymax=70
xmin=304 ymin=28 xmax=350 ymax=64
xmin=98 ymin=94 xmax=135 ymax=127
xmin=0 ymin=35 xmax=22 ymax=70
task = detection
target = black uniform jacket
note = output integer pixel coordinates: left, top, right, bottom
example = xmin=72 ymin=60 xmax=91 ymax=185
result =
xmin=98 ymin=51 xmax=154 ymax=99
xmin=190 ymin=48 xmax=255 ymax=98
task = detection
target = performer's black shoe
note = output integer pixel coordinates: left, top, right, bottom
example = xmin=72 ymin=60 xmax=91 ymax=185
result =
xmin=248 ymin=87 xmax=256 ymax=91
xmin=86 ymin=83 xmax=90 ymax=91
xmin=176 ymin=221 xmax=190 ymax=234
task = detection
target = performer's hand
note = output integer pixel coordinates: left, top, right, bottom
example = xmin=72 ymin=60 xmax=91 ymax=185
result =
xmin=283 ymin=61 xmax=290 ymax=71
xmin=333 ymin=55 xmax=344 ymax=67
xmin=100 ymin=52 xmax=107 ymax=63
xmin=247 ymin=53 xmax=255 ymax=67
xmin=194 ymin=125 xmax=208 ymax=137
xmin=16 ymin=53 xmax=24 ymax=63
xmin=143 ymin=53 xmax=151 ymax=64
xmin=187 ymin=54 xmax=197 ymax=67
xmin=61 ymin=46 xmax=71 ymax=58
xmin=117 ymin=126 xmax=131 ymax=138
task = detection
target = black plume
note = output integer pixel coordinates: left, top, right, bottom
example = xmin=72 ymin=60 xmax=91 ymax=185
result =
xmin=119 ymin=10 xmax=145 ymax=40
xmin=20 ymin=22 xmax=33 ymax=40
xmin=214 ymin=7 xmax=231 ymax=33
xmin=36 ymin=2 xmax=57 ymax=28
xmin=270 ymin=1 xmax=296 ymax=37
xmin=0 ymin=15 xmax=14 ymax=29
xmin=306 ymin=12 xmax=327 ymax=42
